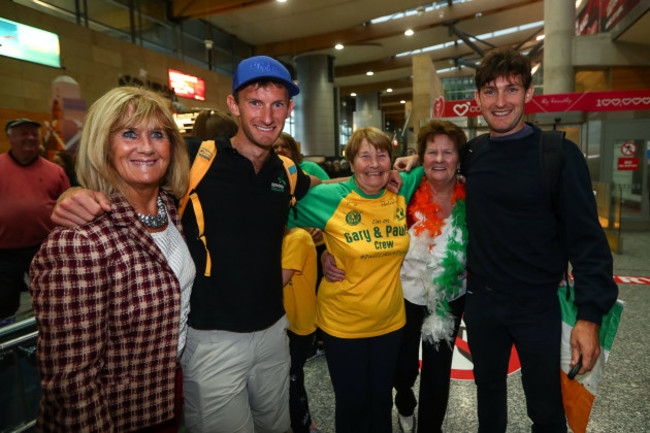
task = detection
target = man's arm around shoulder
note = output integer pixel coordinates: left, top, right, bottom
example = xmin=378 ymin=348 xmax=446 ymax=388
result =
xmin=52 ymin=187 xmax=111 ymax=227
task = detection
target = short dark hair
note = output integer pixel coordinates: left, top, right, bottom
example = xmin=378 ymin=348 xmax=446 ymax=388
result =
xmin=233 ymin=80 xmax=290 ymax=103
xmin=475 ymin=47 xmax=532 ymax=91
xmin=417 ymin=120 xmax=467 ymax=162
xmin=191 ymin=109 xmax=238 ymax=140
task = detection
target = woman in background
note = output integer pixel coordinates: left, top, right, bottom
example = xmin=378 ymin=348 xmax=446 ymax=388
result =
xmin=191 ymin=109 xmax=238 ymax=141
xmin=273 ymin=132 xmax=330 ymax=180
xmin=51 ymin=150 xmax=79 ymax=186
xmin=30 ymin=86 xmax=195 ymax=433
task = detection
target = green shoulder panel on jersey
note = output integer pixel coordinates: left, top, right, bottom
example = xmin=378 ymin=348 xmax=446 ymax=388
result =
xmin=399 ymin=166 xmax=425 ymax=204
xmin=288 ymin=180 xmax=351 ymax=230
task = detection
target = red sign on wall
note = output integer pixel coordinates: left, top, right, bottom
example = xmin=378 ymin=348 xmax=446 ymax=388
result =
xmin=617 ymin=157 xmax=639 ymax=171
xmin=168 ymin=69 xmax=206 ymax=101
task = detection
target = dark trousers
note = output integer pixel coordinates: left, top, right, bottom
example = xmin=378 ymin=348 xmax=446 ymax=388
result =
xmin=322 ymin=327 xmax=403 ymax=433
xmin=0 ymin=245 xmax=40 ymax=320
xmin=288 ymin=330 xmax=315 ymax=433
xmin=464 ymin=281 xmax=567 ymax=433
xmin=394 ymin=297 xmax=465 ymax=433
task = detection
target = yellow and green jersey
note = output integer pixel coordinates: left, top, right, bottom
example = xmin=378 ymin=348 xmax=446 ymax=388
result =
xmin=282 ymin=228 xmax=318 ymax=336
xmin=289 ymin=168 xmax=423 ymax=338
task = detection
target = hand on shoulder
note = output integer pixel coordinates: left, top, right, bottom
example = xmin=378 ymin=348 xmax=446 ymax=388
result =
xmin=52 ymin=187 xmax=111 ymax=228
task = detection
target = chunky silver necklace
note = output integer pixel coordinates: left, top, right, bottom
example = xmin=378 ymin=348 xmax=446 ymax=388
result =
xmin=136 ymin=196 xmax=168 ymax=229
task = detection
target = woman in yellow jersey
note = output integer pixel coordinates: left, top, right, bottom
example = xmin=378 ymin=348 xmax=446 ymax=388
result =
xmin=288 ymin=127 xmax=423 ymax=433
xmin=323 ymin=120 xmax=468 ymax=433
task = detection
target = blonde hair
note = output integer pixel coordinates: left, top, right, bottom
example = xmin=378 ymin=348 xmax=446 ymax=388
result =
xmin=344 ymin=127 xmax=392 ymax=164
xmin=77 ymin=86 xmax=189 ymax=199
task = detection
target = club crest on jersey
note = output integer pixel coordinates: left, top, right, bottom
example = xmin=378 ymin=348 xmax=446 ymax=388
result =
xmin=271 ymin=176 xmax=286 ymax=192
xmin=395 ymin=206 xmax=405 ymax=221
xmin=345 ymin=210 xmax=361 ymax=226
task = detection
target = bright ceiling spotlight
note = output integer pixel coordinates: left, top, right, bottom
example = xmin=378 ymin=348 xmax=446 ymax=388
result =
xmin=400 ymin=100 xmax=406 ymax=104
xmin=366 ymin=71 xmax=374 ymax=76
xmin=351 ymin=92 xmax=357 ymax=97
xmin=386 ymin=88 xmax=393 ymax=93
xmin=404 ymin=29 xmax=414 ymax=36
xmin=277 ymin=0 xmax=287 ymax=3
xmin=335 ymin=43 xmax=344 ymax=50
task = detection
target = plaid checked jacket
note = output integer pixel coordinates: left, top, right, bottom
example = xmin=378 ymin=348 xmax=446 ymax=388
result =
xmin=30 ymin=192 xmax=183 ymax=433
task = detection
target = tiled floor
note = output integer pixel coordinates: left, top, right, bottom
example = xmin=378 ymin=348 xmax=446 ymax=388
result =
xmin=304 ymin=230 xmax=650 ymax=432
xmin=5 ymin=232 xmax=648 ymax=432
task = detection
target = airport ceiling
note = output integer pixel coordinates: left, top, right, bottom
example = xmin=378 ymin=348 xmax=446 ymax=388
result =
xmin=169 ymin=0 xmax=648 ymax=125
xmin=169 ymin=0 xmax=548 ymax=123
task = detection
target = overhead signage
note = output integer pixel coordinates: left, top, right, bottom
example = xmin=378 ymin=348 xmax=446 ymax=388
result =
xmin=577 ymin=0 xmax=642 ymax=35
xmin=433 ymin=89 xmax=650 ymax=118
xmin=168 ymin=69 xmax=205 ymax=101
xmin=0 ymin=17 xmax=61 ymax=68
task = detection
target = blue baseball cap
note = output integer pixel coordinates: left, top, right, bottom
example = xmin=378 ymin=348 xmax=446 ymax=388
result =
xmin=232 ymin=56 xmax=300 ymax=97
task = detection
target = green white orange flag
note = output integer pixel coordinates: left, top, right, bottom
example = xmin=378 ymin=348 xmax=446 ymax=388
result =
xmin=558 ymin=282 xmax=625 ymax=433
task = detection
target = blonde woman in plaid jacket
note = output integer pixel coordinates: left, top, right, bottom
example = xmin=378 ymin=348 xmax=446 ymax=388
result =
xmin=30 ymin=87 xmax=195 ymax=433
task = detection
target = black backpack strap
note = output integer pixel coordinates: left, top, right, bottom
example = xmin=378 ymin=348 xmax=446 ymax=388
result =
xmin=539 ymin=130 xmax=565 ymax=214
xmin=540 ymin=129 xmax=568 ymax=279
xmin=461 ymin=132 xmax=490 ymax=175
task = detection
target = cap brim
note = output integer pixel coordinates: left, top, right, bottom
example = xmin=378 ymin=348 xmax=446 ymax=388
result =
xmin=235 ymin=77 xmax=300 ymax=97
xmin=5 ymin=120 xmax=41 ymax=132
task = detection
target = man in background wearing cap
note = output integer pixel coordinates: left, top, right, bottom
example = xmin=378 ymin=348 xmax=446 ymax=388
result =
xmin=51 ymin=56 xmax=316 ymax=433
xmin=0 ymin=119 xmax=70 ymax=321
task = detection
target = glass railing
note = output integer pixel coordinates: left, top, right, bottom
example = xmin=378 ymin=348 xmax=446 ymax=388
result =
xmin=0 ymin=318 xmax=39 ymax=433
xmin=593 ymin=181 xmax=623 ymax=253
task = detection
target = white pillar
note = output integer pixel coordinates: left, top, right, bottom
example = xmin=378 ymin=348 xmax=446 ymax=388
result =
xmin=543 ymin=0 xmax=575 ymax=94
xmin=294 ymin=54 xmax=336 ymax=156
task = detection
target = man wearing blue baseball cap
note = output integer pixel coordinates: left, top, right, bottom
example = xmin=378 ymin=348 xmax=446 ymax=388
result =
xmin=179 ymin=56 xmax=315 ymax=433
xmin=51 ymin=56 xmax=317 ymax=433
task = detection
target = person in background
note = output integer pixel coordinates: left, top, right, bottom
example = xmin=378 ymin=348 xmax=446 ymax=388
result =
xmin=30 ymin=86 xmax=195 ymax=433
xmin=191 ymin=109 xmax=238 ymax=141
xmin=0 ymin=118 xmax=69 ymax=321
xmin=281 ymin=227 xmax=319 ymax=433
xmin=51 ymin=150 xmax=79 ymax=187
xmin=273 ymin=131 xmax=330 ymax=181
xmin=323 ymin=120 xmax=468 ymax=432
xmin=288 ymin=127 xmax=424 ymax=433
xmin=184 ymin=108 xmax=239 ymax=156
xmin=273 ymin=132 xmax=329 ymax=358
